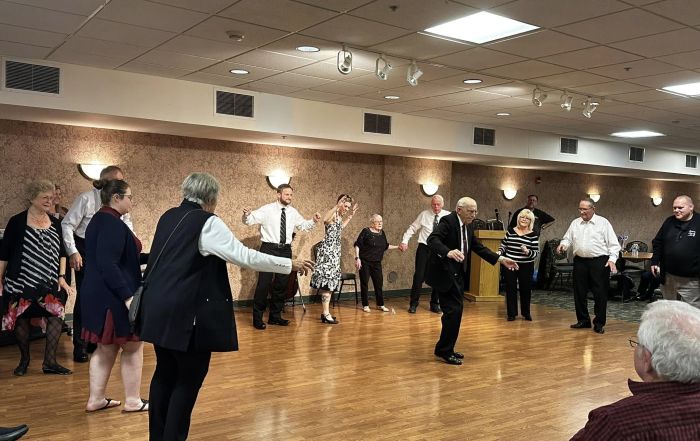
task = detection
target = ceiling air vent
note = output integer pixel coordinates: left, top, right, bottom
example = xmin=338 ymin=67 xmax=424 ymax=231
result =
xmin=364 ymin=112 xmax=391 ymax=134
xmin=629 ymin=146 xmax=644 ymax=162
xmin=215 ymin=90 xmax=253 ymax=117
xmin=4 ymin=60 xmax=60 ymax=94
xmin=473 ymin=127 xmax=495 ymax=146
xmin=560 ymin=137 xmax=578 ymax=154
xmin=686 ymin=154 xmax=698 ymax=169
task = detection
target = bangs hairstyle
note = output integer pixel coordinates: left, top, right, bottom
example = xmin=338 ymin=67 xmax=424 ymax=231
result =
xmin=25 ymin=179 xmax=55 ymax=205
xmin=517 ymin=209 xmax=536 ymax=229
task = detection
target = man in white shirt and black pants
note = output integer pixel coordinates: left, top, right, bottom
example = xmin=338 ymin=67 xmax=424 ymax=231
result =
xmin=557 ymin=198 xmax=620 ymax=334
xmin=243 ymin=184 xmax=320 ymax=329
xmin=61 ymin=165 xmax=133 ymax=362
xmin=400 ymin=195 xmax=451 ymax=314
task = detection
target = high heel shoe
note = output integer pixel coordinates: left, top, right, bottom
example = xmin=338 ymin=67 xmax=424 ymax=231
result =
xmin=42 ymin=363 xmax=72 ymax=375
xmin=13 ymin=359 xmax=29 ymax=376
xmin=320 ymin=313 xmax=339 ymax=324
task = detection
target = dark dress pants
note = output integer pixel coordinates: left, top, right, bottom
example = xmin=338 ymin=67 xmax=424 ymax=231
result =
xmin=252 ymin=243 xmax=291 ymax=324
xmin=573 ymin=255 xmax=610 ymax=326
xmin=434 ymin=274 xmax=465 ymax=357
xmin=149 ymin=336 xmax=211 ymax=441
xmin=72 ymin=237 xmax=87 ymax=354
xmin=504 ymin=261 xmax=533 ymax=318
xmin=637 ymin=271 xmax=661 ymax=299
xmin=410 ymin=243 xmax=440 ymax=308
xmin=359 ymin=259 xmax=384 ymax=307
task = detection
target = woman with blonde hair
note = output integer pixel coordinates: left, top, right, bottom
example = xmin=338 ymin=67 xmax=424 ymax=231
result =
xmin=499 ymin=209 xmax=539 ymax=321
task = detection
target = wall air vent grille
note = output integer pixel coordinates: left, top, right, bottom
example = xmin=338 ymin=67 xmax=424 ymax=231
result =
xmin=4 ymin=60 xmax=60 ymax=94
xmin=629 ymin=146 xmax=644 ymax=162
xmin=686 ymin=154 xmax=697 ymax=169
xmin=215 ymin=90 xmax=254 ymax=117
xmin=474 ymin=127 xmax=495 ymax=146
xmin=560 ymin=137 xmax=578 ymax=154
xmin=364 ymin=113 xmax=391 ymax=134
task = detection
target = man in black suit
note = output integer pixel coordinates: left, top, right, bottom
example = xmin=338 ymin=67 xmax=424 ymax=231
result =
xmin=426 ymin=197 xmax=519 ymax=365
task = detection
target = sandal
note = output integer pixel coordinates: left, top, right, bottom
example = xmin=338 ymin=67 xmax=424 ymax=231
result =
xmin=123 ymin=399 xmax=149 ymax=413
xmin=86 ymin=398 xmax=121 ymax=412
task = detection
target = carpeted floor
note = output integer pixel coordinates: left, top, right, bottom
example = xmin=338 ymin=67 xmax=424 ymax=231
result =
xmin=530 ymin=288 xmax=654 ymax=323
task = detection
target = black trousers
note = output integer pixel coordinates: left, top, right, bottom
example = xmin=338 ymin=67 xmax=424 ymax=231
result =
xmin=72 ymin=237 xmax=86 ymax=353
xmin=573 ymin=255 xmax=610 ymax=326
xmin=359 ymin=259 xmax=384 ymax=307
xmin=504 ymin=261 xmax=534 ymax=318
xmin=434 ymin=276 xmax=465 ymax=357
xmin=149 ymin=337 xmax=211 ymax=441
xmin=253 ymin=243 xmax=292 ymax=323
xmin=410 ymin=244 xmax=439 ymax=307
xmin=638 ymin=271 xmax=661 ymax=299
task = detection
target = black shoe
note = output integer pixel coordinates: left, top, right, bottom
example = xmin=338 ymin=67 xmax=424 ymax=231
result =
xmin=452 ymin=352 xmax=464 ymax=359
xmin=430 ymin=305 xmax=442 ymax=313
xmin=73 ymin=351 xmax=89 ymax=363
xmin=408 ymin=306 xmax=417 ymax=314
xmin=42 ymin=364 xmax=72 ymax=375
xmin=0 ymin=424 xmax=29 ymax=441
xmin=268 ymin=317 xmax=290 ymax=326
xmin=253 ymin=322 xmax=267 ymax=330
xmin=320 ymin=314 xmax=338 ymax=324
xmin=570 ymin=321 xmax=592 ymax=329
xmin=435 ymin=353 xmax=462 ymax=365
xmin=593 ymin=325 xmax=605 ymax=334
xmin=523 ymin=315 xmax=532 ymax=321
xmin=13 ymin=360 xmax=29 ymax=377
xmin=507 ymin=316 xmax=515 ymax=321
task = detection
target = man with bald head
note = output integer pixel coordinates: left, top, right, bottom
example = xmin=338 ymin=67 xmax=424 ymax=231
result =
xmin=400 ymin=194 xmax=451 ymax=313
xmin=426 ymin=197 xmax=518 ymax=365
xmin=651 ymin=195 xmax=700 ymax=309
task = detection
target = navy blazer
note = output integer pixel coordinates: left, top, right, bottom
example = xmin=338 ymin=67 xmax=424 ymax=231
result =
xmin=425 ymin=211 xmax=499 ymax=292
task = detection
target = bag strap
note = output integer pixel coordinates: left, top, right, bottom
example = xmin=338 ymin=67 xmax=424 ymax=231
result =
xmin=144 ymin=209 xmax=202 ymax=284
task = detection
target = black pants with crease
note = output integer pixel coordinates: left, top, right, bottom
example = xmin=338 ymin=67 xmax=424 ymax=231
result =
xmin=252 ymin=243 xmax=292 ymax=323
xmin=410 ymin=243 xmax=440 ymax=307
xmin=573 ymin=255 xmax=610 ymax=326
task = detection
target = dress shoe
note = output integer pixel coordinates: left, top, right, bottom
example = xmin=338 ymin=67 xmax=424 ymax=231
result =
xmin=0 ymin=424 xmax=29 ymax=441
xmin=42 ymin=364 xmax=72 ymax=375
xmin=523 ymin=315 xmax=533 ymax=321
xmin=253 ymin=322 xmax=267 ymax=330
xmin=507 ymin=316 xmax=515 ymax=321
xmin=13 ymin=360 xmax=29 ymax=377
xmin=570 ymin=321 xmax=592 ymax=329
xmin=430 ymin=305 xmax=442 ymax=313
xmin=593 ymin=324 xmax=605 ymax=334
xmin=408 ymin=306 xmax=417 ymax=314
xmin=268 ymin=317 xmax=290 ymax=326
xmin=320 ymin=314 xmax=338 ymax=324
xmin=452 ymin=352 xmax=464 ymax=359
xmin=73 ymin=352 xmax=89 ymax=363
xmin=435 ymin=353 xmax=462 ymax=365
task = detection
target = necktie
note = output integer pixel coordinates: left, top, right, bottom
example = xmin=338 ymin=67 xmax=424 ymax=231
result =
xmin=280 ymin=207 xmax=287 ymax=244
xmin=433 ymin=214 xmax=439 ymax=229
xmin=462 ymin=223 xmax=469 ymax=271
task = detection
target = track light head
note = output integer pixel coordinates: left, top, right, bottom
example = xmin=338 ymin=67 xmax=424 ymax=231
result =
xmin=375 ymin=54 xmax=392 ymax=81
xmin=337 ymin=45 xmax=352 ymax=75
xmin=560 ymin=92 xmax=573 ymax=111
xmin=406 ymin=60 xmax=423 ymax=87
xmin=532 ymin=87 xmax=547 ymax=107
xmin=582 ymin=97 xmax=599 ymax=118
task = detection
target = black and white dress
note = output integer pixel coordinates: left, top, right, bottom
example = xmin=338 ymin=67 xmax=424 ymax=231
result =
xmin=310 ymin=216 xmax=343 ymax=291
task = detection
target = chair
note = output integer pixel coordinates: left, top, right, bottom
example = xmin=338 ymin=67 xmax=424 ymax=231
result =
xmin=472 ymin=218 xmax=487 ymax=230
xmin=622 ymin=240 xmax=649 ymax=277
xmin=486 ymin=219 xmax=504 ymax=230
xmin=547 ymin=239 xmax=574 ymax=291
xmin=332 ymin=273 xmax=359 ymax=307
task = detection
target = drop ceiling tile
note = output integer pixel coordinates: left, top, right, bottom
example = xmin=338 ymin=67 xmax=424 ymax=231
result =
xmin=529 ymin=71 xmax=613 ymax=89
xmin=158 ymin=35 xmax=251 ymax=60
xmin=643 ymin=0 xmax=700 ymax=27
xmin=542 ymin=46 xmax=641 ymax=70
xmin=656 ymin=50 xmax=700 ymax=70
xmin=452 ymin=0 xmax=514 ymax=8
xmin=0 ymin=1 xmax=86 ymax=34
xmin=588 ymin=59 xmax=683 ymax=80
xmin=229 ymin=50 xmax=317 ymax=70
xmin=0 ymin=40 xmax=52 ymax=59
xmin=263 ymin=72 xmax=335 ymax=88
xmin=78 ymin=19 xmax=177 ymax=46
xmin=403 ymin=108 xmax=467 ymax=120
xmin=185 ymin=16 xmax=289 ymax=47
xmin=350 ymin=0 xmax=476 ymax=31
xmin=181 ymin=71 xmax=251 ymax=88
xmin=135 ymin=50 xmax=219 ymax=70
xmin=310 ymin=81 xmax=378 ymax=96
xmin=611 ymin=28 xmax=700 ymax=58
xmin=0 ymin=23 xmax=66 ymax=48
xmin=473 ymin=82 xmax=533 ymax=97
xmin=427 ymin=73 xmax=509 ymax=90
xmin=293 ymin=61 xmax=373 ymax=81
xmin=487 ymin=30 xmax=595 ymax=58
xmin=483 ymin=60 xmax=572 ymax=80
xmin=370 ymin=33 xmax=471 ymax=60
xmin=574 ymin=81 xmax=648 ymax=96
xmin=375 ymin=82 xmax=465 ymax=100
xmin=627 ymin=70 xmax=700 ymax=89
xmin=238 ymin=80 xmax=304 ymax=95
xmin=60 ymin=36 xmax=148 ymax=60
xmin=117 ymin=61 xmax=193 ymax=78
xmin=9 ymin=0 xmax=106 ymax=15
xmin=294 ymin=0 xmax=373 ymax=12
xmin=492 ymin=0 xmax=629 ymax=28
xmin=327 ymin=96 xmax=388 ymax=108
xmin=554 ymin=8 xmax=683 ymax=44
xmin=414 ymin=63 xmax=465 ymax=81
xmin=201 ymin=61 xmax=282 ymax=81
xmin=259 ymin=35 xmax=338 ymax=61
xmin=219 ymin=0 xmax=337 ymax=32
xmin=154 ymin=0 xmax=243 ymax=14
xmin=289 ymin=89 xmax=346 ymax=102
xmin=373 ymin=102 xmax=434 ymax=113
xmin=97 ymin=0 xmax=209 ymax=33
xmin=430 ymin=47 xmax=526 ymax=71
xmin=345 ymin=70 xmax=409 ymax=88
xmin=301 ymin=15 xmax=410 ymax=47
xmin=609 ymin=89 xmax=678 ymax=103
xmin=48 ymin=47 xmax=125 ymax=69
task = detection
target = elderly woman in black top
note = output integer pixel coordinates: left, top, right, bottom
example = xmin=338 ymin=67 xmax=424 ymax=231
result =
xmin=354 ymin=214 xmax=399 ymax=313
xmin=0 ymin=180 xmax=74 ymax=376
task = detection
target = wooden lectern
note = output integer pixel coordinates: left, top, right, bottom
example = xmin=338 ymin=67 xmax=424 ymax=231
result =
xmin=465 ymin=230 xmax=505 ymax=302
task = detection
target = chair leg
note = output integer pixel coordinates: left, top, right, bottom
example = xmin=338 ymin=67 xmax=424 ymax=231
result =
xmin=334 ymin=283 xmax=344 ymax=308
xmin=353 ymin=278 xmax=358 ymax=305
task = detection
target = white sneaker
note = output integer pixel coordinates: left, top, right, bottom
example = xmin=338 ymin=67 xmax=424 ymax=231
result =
xmin=377 ymin=305 xmax=390 ymax=312
xmin=363 ymin=306 xmax=371 ymax=313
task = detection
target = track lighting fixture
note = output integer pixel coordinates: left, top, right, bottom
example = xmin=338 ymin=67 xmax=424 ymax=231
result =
xmin=337 ymin=44 xmax=352 ymax=75
xmin=531 ymin=87 xmax=547 ymax=107
xmin=582 ymin=97 xmax=598 ymax=118
xmin=375 ymin=54 xmax=392 ymax=81
xmin=406 ymin=60 xmax=423 ymax=87
xmin=560 ymin=92 xmax=573 ymax=112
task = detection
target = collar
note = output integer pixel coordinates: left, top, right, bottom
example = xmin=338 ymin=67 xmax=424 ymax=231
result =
xmin=180 ymin=199 xmax=202 ymax=210
xmin=275 ymin=201 xmax=290 ymax=210
xmin=628 ymin=378 xmax=700 ymax=395
xmin=100 ymin=206 xmax=122 ymax=218
xmin=579 ymin=213 xmax=598 ymax=224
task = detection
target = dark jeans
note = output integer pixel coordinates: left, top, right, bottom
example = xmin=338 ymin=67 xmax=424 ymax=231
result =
xmin=253 ymin=243 xmax=292 ymax=324
xmin=504 ymin=261 xmax=534 ymax=318
xmin=573 ymin=255 xmax=610 ymax=326
xmin=434 ymin=276 xmax=464 ymax=357
xmin=410 ymin=243 xmax=439 ymax=307
xmin=359 ymin=259 xmax=384 ymax=307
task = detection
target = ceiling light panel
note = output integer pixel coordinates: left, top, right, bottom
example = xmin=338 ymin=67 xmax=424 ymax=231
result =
xmin=424 ymin=12 xmax=539 ymax=44
xmin=611 ymin=131 xmax=665 ymax=138
xmin=662 ymin=81 xmax=700 ymax=96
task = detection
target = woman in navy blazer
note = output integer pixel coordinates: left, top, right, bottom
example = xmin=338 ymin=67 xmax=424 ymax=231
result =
xmin=81 ymin=179 xmax=147 ymax=413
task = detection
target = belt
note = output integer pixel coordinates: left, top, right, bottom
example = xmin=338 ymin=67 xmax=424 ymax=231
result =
xmin=262 ymin=242 xmax=291 ymax=249
xmin=574 ymin=255 xmax=607 ymax=260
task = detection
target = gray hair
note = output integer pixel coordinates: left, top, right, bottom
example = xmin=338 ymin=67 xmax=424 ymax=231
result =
xmin=431 ymin=195 xmax=444 ymax=204
xmin=580 ymin=197 xmax=595 ymax=208
xmin=26 ymin=179 xmax=55 ymax=206
xmin=456 ymin=196 xmax=476 ymax=209
xmin=369 ymin=214 xmax=382 ymax=222
xmin=181 ymin=172 xmax=219 ymax=206
xmin=637 ymin=300 xmax=700 ymax=383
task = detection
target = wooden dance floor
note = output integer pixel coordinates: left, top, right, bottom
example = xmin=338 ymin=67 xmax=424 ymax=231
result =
xmin=1 ymin=297 xmax=639 ymax=440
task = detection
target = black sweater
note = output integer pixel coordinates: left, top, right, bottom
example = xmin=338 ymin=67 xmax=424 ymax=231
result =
xmin=651 ymin=213 xmax=700 ymax=277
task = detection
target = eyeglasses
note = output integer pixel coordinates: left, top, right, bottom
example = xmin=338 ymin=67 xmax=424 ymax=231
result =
xmin=578 ymin=207 xmax=593 ymax=212
xmin=628 ymin=337 xmax=639 ymax=348
xmin=461 ymin=209 xmax=478 ymax=215
xmin=118 ymin=194 xmax=133 ymax=200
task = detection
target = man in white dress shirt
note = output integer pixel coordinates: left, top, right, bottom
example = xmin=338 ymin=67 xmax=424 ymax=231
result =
xmin=557 ymin=198 xmax=620 ymax=334
xmin=62 ymin=165 xmax=133 ymax=362
xmin=243 ymin=184 xmax=320 ymax=329
xmin=400 ymin=195 xmax=451 ymax=314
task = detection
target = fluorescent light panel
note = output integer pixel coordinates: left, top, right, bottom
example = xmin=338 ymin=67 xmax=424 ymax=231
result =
xmin=425 ymin=11 xmax=538 ymax=44
xmin=611 ymin=131 xmax=665 ymax=138
xmin=662 ymin=82 xmax=700 ymax=96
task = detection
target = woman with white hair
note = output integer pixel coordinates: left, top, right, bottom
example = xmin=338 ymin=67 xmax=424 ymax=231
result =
xmin=354 ymin=214 xmax=399 ymax=312
xmin=137 ymin=173 xmax=313 ymax=441
xmin=498 ymin=209 xmax=539 ymax=321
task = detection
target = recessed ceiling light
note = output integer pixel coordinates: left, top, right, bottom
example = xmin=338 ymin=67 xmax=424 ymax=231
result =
xmin=496 ymin=112 xmax=510 ymax=116
xmin=611 ymin=130 xmax=665 ymax=138
xmin=296 ymin=45 xmax=320 ymax=52
xmin=463 ymin=79 xmax=482 ymax=84
xmin=662 ymin=81 xmax=700 ymax=96
xmin=229 ymin=69 xmax=249 ymax=75
xmin=425 ymin=11 xmax=538 ymax=44
xmin=384 ymin=95 xmax=400 ymax=100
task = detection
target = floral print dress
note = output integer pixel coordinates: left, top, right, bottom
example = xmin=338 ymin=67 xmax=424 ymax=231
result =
xmin=310 ymin=216 xmax=343 ymax=292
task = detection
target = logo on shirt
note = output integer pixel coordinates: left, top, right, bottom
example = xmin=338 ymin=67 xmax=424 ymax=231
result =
xmin=689 ymin=230 xmax=696 ymax=237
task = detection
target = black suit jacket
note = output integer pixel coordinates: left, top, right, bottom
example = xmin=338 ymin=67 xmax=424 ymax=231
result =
xmin=425 ymin=211 xmax=500 ymax=292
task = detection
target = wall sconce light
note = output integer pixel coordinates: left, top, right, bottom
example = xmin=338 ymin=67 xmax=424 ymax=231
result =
xmin=589 ymin=193 xmax=601 ymax=203
xmin=266 ymin=172 xmax=291 ymax=189
xmin=421 ymin=182 xmax=439 ymax=197
xmin=651 ymin=197 xmax=663 ymax=207
xmin=78 ymin=164 xmax=104 ymax=181
xmin=503 ymin=189 xmax=517 ymax=200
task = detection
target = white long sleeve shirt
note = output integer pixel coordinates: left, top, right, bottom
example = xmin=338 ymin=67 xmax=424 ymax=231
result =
xmin=243 ymin=201 xmax=315 ymax=244
xmin=200 ymin=216 xmax=291 ymax=273
xmin=560 ymin=213 xmax=620 ymax=262
xmin=61 ymin=188 xmax=133 ymax=255
xmin=401 ymin=209 xmax=451 ymax=246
